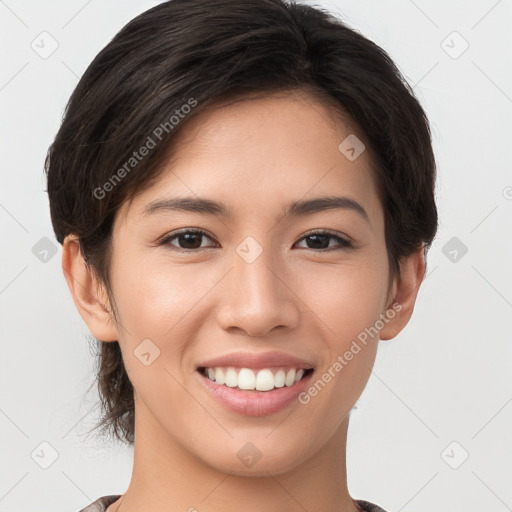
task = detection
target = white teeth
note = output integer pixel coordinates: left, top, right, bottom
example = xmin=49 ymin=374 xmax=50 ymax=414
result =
xmin=238 ymin=368 xmax=256 ymax=390
xmin=274 ymin=369 xmax=286 ymax=388
xmin=202 ymin=366 xmax=311 ymax=392
xmin=284 ymin=368 xmax=296 ymax=386
xmin=255 ymin=369 xmax=274 ymax=391
xmin=225 ymin=367 xmax=238 ymax=387
xmin=214 ymin=367 xmax=225 ymax=385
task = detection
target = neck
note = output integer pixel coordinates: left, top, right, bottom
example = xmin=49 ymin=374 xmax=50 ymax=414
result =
xmin=118 ymin=399 xmax=360 ymax=512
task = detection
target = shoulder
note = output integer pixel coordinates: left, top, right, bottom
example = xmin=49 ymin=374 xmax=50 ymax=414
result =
xmin=355 ymin=499 xmax=390 ymax=512
xmin=78 ymin=495 xmax=121 ymax=512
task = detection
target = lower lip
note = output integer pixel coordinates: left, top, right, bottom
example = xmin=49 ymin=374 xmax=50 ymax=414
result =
xmin=196 ymin=369 xmax=314 ymax=416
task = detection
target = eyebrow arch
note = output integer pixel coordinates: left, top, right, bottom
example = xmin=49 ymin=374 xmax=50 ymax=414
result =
xmin=142 ymin=195 xmax=370 ymax=224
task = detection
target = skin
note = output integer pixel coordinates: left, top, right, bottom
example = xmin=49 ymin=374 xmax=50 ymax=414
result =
xmin=62 ymin=90 xmax=425 ymax=512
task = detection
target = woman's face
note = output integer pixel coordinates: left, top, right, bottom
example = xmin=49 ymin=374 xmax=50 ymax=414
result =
xmin=105 ymin=91 xmax=397 ymax=474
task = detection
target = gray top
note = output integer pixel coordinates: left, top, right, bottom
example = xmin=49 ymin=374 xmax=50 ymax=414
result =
xmin=79 ymin=495 xmax=389 ymax=511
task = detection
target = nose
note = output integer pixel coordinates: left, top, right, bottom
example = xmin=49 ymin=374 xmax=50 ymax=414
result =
xmin=215 ymin=242 xmax=300 ymax=337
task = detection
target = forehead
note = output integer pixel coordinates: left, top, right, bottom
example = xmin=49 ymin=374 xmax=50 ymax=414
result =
xmin=117 ymin=91 xmax=382 ymax=228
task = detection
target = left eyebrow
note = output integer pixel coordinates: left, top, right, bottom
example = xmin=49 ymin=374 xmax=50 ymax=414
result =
xmin=285 ymin=195 xmax=370 ymax=224
xmin=141 ymin=195 xmax=370 ymax=224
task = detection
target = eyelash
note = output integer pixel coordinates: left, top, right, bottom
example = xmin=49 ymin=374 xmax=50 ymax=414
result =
xmin=156 ymin=228 xmax=353 ymax=253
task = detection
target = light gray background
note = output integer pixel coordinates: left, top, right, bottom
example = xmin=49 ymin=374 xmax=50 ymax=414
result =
xmin=1 ymin=1 xmax=511 ymax=511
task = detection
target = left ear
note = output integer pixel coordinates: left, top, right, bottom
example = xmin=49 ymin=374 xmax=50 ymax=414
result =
xmin=379 ymin=245 xmax=426 ymax=341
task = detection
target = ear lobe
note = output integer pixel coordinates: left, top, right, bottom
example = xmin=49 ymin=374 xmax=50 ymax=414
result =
xmin=61 ymin=234 xmax=119 ymax=342
xmin=379 ymin=246 xmax=426 ymax=341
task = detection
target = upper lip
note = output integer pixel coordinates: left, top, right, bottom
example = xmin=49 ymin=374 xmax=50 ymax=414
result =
xmin=197 ymin=350 xmax=315 ymax=370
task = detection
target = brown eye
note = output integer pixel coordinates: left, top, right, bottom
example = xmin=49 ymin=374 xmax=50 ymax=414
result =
xmin=295 ymin=230 xmax=352 ymax=251
xmin=158 ymin=229 xmax=217 ymax=251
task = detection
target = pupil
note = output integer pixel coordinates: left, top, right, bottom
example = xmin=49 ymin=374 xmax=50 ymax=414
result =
xmin=308 ymin=234 xmax=328 ymax=249
xmin=181 ymin=233 xmax=201 ymax=249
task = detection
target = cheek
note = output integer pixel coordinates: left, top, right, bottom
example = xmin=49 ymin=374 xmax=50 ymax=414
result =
xmin=109 ymin=258 xmax=221 ymax=388
xmin=294 ymin=261 xmax=388 ymax=427
xmin=110 ymin=262 xmax=202 ymax=414
xmin=301 ymin=255 xmax=390 ymax=340
xmin=111 ymin=256 xmax=208 ymax=337
xmin=296 ymin=255 xmax=388 ymax=399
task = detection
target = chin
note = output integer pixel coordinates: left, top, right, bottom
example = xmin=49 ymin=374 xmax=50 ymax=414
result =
xmin=195 ymin=438 xmax=308 ymax=478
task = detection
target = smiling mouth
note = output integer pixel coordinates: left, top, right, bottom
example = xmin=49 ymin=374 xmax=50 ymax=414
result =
xmin=197 ymin=366 xmax=315 ymax=392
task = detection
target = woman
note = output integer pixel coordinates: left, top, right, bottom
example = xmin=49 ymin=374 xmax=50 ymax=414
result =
xmin=45 ymin=0 xmax=438 ymax=510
